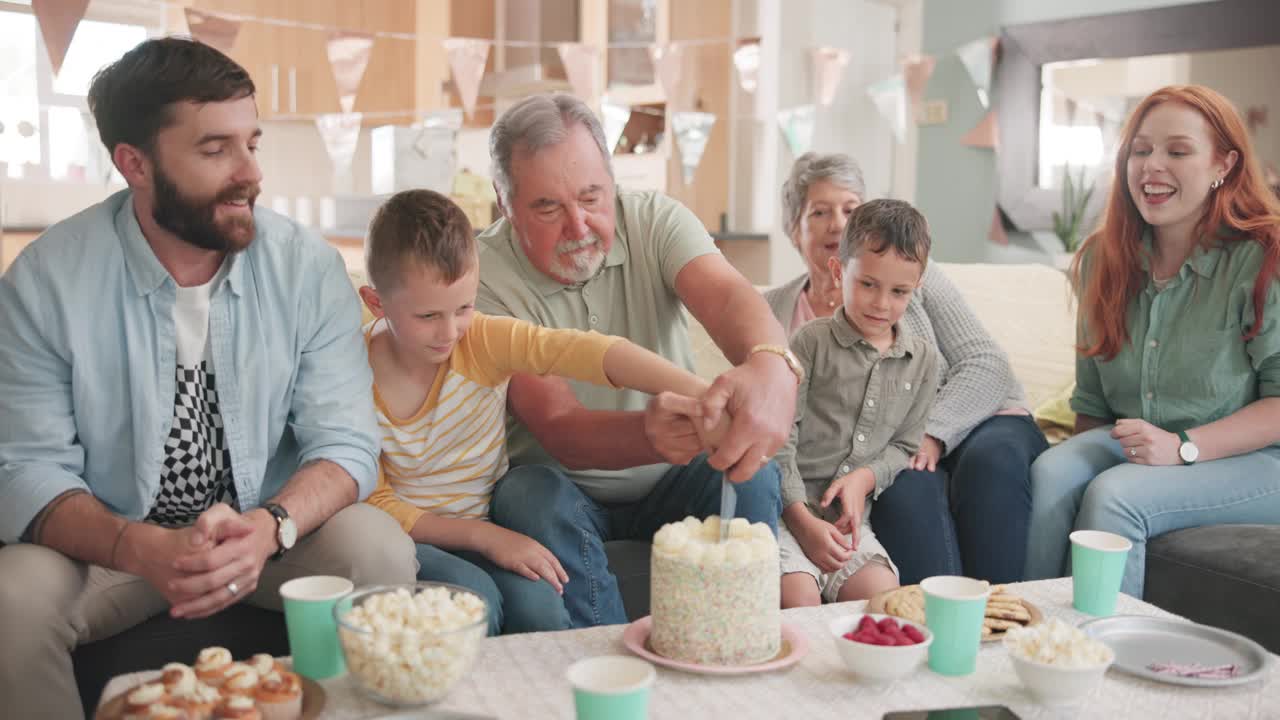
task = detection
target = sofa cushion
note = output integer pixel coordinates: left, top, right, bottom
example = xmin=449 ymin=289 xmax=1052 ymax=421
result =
xmin=1145 ymin=525 xmax=1280 ymax=653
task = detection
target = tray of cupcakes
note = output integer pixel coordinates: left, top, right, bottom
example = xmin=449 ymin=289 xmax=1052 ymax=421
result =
xmin=95 ymin=646 xmax=323 ymax=720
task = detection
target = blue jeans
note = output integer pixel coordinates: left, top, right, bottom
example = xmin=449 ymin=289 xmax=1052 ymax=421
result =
xmin=414 ymin=543 xmax=570 ymax=636
xmin=489 ymin=455 xmax=782 ymax=627
xmin=871 ymin=414 xmax=1048 ymax=584
xmin=1024 ymin=426 xmax=1280 ymax=598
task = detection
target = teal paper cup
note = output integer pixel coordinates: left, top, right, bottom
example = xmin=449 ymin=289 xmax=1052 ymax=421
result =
xmin=921 ymin=575 xmax=990 ymax=676
xmin=279 ymin=575 xmax=354 ymax=680
xmin=1070 ymin=530 xmax=1133 ymax=616
xmin=567 ymin=655 xmax=655 ymax=720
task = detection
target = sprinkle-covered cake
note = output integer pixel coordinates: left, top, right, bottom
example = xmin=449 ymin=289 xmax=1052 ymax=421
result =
xmin=649 ymin=515 xmax=780 ymax=665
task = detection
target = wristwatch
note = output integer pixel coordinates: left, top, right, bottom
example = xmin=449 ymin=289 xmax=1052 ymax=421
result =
xmin=749 ymin=344 xmax=805 ymax=384
xmin=1177 ymin=430 xmax=1199 ymax=465
xmin=262 ymin=502 xmax=297 ymax=560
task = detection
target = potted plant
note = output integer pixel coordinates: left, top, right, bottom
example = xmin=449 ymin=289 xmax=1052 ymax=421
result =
xmin=1051 ymin=165 xmax=1095 ymax=269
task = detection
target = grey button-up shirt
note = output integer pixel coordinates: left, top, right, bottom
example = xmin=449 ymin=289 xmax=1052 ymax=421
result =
xmin=776 ymin=309 xmax=941 ymax=512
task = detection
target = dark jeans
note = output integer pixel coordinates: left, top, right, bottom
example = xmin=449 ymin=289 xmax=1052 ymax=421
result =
xmin=871 ymin=414 xmax=1049 ymax=585
xmin=489 ymin=455 xmax=782 ymax=627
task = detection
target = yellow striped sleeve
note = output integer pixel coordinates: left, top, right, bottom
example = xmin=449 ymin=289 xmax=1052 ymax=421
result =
xmin=453 ymin=312 xmax=623 ymax=388
xmin=365 ymin=463 xmax=426 ymax=534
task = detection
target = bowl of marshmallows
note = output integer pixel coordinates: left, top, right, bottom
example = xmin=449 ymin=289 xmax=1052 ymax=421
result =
xmin=334 ymin=582 xmax=488 ymax=707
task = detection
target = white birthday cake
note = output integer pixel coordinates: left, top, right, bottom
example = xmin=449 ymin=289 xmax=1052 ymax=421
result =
xmin=649 ymin=516 xmax=781 ymax=665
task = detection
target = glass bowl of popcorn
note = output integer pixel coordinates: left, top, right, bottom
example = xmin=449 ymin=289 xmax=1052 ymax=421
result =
xmin=334 ymin=582 xmax=488 ymax=706
xmin=1004 ymin=618 xmax=1115 ymax=704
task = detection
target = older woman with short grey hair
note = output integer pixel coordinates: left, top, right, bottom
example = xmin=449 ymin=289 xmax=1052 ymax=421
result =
xmin=765 ymin=152 xmax=1049 ymax=585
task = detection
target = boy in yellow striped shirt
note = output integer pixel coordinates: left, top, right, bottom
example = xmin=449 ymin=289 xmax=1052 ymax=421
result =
xmin=359 ymin=190 xmax=712 ymax=635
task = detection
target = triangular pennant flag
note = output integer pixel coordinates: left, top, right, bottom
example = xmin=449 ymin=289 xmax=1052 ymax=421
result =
xmin=328 ymin=32 xmax=375 ymax=115
xmin=32 ymin=0 xmax=90 ymax=75
xmin=648 ymin=44 xmax=684 ymax=104
xmin=867 ymin=75 xmax=908 ymax=143
xmin=183 ymin=8 xmax=241 ymax=55
xmin=733 ymin=39 xmax=761 ymax=94
xmin=671 ymin=111 xmax=716 ymax=185
xmin=902 ymin=54 xmax=937 ymax=117
xmin=413 ymin=108 xmax=465 ymax=159
xmin=811 ymin=46 xmax=851 ymax=107
xmin=988 ymin=206 xmax=1009 ymax=245
xmin=956 ymin=36 xmax=999 ymax=108
xmin=777 ymin=105 xmax=816 ymax=158
xmin=962 ymin=110 xmax=999 ymax=149
xmin=315 ymin=112 xmax=363 ymax=179
xmin=557 ymin=43 xmax=601 ymax=102
xmin=601 ymin=100 xmax=631 ymax=155
xmin=443 ymin=38 xmax=491 ymax=120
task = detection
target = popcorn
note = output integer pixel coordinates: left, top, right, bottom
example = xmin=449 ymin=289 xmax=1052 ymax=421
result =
xmin=1003 ymin=618 xmax=1113 ymax=668
xmin=339 ymin=586 xmax=487 ymax=705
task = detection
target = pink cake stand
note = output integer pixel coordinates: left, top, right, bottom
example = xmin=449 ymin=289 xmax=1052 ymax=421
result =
xmin=621 ymin=616 xmax=809 ymax=675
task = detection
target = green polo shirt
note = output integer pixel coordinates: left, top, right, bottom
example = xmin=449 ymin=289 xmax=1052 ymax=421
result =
xmin=1072 ymin=234 xmax=1280 ymax=433
xmin=776 ymin=309 xmax=941 ymax=511
xmin=475 ymin=189 xmax=720 ymax=503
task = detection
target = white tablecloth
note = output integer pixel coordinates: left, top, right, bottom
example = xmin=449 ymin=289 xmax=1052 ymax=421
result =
xmin=100 ymin=578 xmax=1278 ymax=719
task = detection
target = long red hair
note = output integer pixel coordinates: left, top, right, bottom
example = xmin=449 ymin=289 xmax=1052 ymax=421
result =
xmin=1072 ymin=85 xmax=1280 ymax=360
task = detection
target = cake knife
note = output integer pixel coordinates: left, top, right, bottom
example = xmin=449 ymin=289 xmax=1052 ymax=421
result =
xmin=719 ymin=476 xmax=737 ymax=542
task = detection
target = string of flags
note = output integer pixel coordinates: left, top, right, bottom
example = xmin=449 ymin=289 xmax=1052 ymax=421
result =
xmin=28 ymin=2 xmax=1005 ymax=223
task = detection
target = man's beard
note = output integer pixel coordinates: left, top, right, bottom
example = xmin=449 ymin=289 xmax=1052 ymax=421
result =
xmin=549 ymin=235 xmax=607 ymax=283
xmin=152 ymin=165 xmax=259 ymax=254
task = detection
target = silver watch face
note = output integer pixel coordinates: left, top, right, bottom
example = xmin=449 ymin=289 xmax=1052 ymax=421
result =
xmin=279 ymin=517 xmax=298 ymax=549
xmin=1179 ymin=442 xmax=1199 ymax=463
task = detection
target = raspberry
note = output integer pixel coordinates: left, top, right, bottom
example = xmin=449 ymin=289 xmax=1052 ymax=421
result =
xmin=877 ymin=617 xmax=900 ymax=633
xmin=857 ymin=616 xmax=878 ymax=633
xmin=902 ymin=625 xmax=925 ymax=644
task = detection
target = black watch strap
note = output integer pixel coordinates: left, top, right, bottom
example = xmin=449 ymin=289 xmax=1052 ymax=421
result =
xmin=262 ymin=502 xmax=289 ymax=560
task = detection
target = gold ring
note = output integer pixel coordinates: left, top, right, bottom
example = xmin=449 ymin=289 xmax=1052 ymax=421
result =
xmin=1128 ymin=448 xmax=1137 ymax=457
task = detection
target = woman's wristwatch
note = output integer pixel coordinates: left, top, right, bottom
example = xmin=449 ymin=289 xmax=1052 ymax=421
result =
xmin=1177 ymin=430 xmax=1199 ymax=465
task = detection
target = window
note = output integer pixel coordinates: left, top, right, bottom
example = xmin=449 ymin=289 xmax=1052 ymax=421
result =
xmin=0 ymin=2 xmax=157 ymax=182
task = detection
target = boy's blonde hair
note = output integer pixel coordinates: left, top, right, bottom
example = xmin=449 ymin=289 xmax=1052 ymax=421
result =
xmin=365 ymin=189 xmax=475 ymax=291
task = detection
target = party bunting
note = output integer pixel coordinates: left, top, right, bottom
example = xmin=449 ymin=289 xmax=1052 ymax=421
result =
xmin=956 ymin=36 xmax=998 ymax=108
xmin=811 ymin=46 xmax=851 ymax=107
xmin=327 ymin=32 xmax=375 ymax=114
xmin=315 ymin=112 xmax=363 ymax=180
xmin=444 ymin=38 xmax=491 ymax=119
xmin=988 ymin=206 xmax=1008 ymax=245
xmin=414 ymin=109 xmax=464 ymax=159
xmin=902 ymin=55 xmax=936 ymax=117
xmin=558 ymin=43 xmax=601 ymax=102
xmin=777 ymin=105 xmax=816 ymax=158
xmin=733 ymin=39 xmax=761 ymax=94
xmin=961 ymin=110 xmax=999 ymax=149
xmin=649 ymin=44 xmax=685 ymax=104
xmin=183 ymin=8 xmax=241 ymax=55
xmin=671 ymin=111 xmax=716 ymax=185
xmin=32 ymin=0 xmax=90 ymax=75
xmin=866 ymin=75 xmax=907 ymax=143
xmin=601 ymin=100 xmax=631 ymax=155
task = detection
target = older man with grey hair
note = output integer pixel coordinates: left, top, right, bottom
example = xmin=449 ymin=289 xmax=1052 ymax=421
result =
xmin=475 ymin=93 xmax=796 ymax=627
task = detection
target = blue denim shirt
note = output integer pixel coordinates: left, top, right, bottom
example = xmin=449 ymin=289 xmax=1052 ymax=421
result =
xmin=0 ymin=190 xmax=380 ymax=543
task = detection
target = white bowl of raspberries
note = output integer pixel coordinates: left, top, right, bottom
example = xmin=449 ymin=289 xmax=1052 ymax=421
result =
xmin=829 ymin=613 xmax=934 ymax=683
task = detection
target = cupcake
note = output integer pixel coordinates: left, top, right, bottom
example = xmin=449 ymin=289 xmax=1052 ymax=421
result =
xmin=212 ymin=695 xmax=262 ymax=720
xmin=247 ymin=654 xmax=284 ymax=678
xmin=253 ymin=670 xmax=303 ymax=720
xmin=221 ymin=663 xmax=260 ymax=698
xmin=160 ymin=663 xmax=197 ymax=697
xmin=169 ymin=681 xmax=221 ymax=720
xmin=194 ymin=647 xmax=234 ymax=688
xmin=122 ymin=682 xmax=168 ymax=717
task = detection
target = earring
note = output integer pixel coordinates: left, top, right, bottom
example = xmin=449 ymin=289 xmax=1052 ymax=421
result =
xmin=1211 ymin=177 xmax=1224 ymax=190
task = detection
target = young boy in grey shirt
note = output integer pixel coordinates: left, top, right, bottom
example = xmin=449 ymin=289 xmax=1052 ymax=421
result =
xmin=776 ymin=199 xmax=941 ymax=607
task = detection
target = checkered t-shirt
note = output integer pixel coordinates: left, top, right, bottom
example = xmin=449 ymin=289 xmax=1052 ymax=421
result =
xmin=146 ymin=264 xmax=237 ymax=527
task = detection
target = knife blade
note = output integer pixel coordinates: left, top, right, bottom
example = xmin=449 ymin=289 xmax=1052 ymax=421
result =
xmin=719 ymin=476 xmax=737 ymax=542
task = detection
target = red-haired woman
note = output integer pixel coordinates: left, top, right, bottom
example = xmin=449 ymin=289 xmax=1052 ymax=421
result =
xmin=1024 ymin=85 xmax=1280 ymax=598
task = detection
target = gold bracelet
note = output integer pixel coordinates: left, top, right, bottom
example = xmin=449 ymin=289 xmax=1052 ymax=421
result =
xmin=109 ymin=521 xmax=131 ymax=570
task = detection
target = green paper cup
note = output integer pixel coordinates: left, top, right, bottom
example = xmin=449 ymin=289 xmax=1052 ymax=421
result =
xmin=1070 ymin=530 xmax=1133 ymax=616
xmin=567 ymin=655 xmax=655 ymax=720
xmin=280 ymin=575 xmax=354 ymax=680
xmin=921 ymin=575 xmax=990 ymax=676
